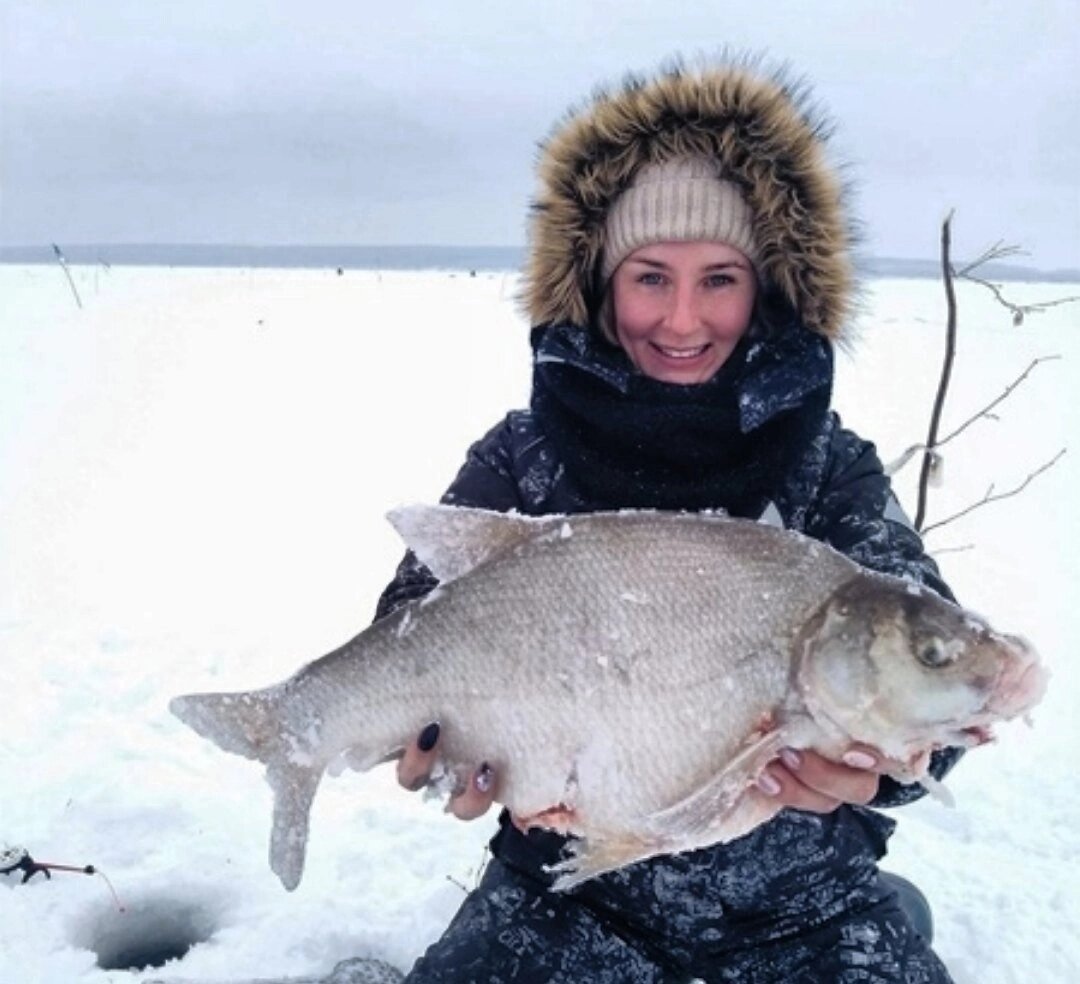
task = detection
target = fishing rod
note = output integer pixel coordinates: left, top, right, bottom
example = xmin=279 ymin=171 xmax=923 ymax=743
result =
xmin=1 ymin=845 xmax=125 ymax=910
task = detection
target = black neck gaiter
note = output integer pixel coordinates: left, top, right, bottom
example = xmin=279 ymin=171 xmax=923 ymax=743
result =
xmin=529 ymin=324 xmax=833 ymax=516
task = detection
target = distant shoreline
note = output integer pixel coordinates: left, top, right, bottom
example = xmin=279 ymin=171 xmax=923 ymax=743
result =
xmin=2 ymin=243 xmax=1077 ymax=283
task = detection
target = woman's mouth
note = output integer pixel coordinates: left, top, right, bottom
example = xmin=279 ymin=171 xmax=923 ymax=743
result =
xmin=651 ymin=343 xmax=710 ymax=360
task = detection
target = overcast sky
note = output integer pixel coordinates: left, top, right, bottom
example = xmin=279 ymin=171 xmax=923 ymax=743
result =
xmin=2 ymin=0 xmax=1078 ymax=266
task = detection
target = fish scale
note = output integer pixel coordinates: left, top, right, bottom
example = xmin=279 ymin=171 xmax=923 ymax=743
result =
xmin=171 ymin=505 xmax=1046 ymax=891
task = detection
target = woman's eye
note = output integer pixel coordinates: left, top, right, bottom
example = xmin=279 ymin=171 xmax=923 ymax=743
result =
xmin=704 ymin=274 xmax=734 ymax=288
xmin=637 ymin=272 xmax=665 ymax=286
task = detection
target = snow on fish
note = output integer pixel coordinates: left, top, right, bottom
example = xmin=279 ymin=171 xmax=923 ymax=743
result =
xmin=170 ymin=505 xmax=1047 ymax=891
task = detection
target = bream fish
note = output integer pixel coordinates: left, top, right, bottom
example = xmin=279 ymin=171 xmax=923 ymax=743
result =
xmin=170 ymin=505 xmax=1047 ymax=891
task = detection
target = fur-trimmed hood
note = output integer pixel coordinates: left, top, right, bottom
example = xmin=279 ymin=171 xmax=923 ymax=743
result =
xmin=521 ymin=59 xmax=856 ymax=341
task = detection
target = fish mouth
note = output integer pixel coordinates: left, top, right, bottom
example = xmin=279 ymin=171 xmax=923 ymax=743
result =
xmin=985 ymin=639 xmax=1048 ymax=719
xmin=946 ymin=637 xmax=1046 ymax=748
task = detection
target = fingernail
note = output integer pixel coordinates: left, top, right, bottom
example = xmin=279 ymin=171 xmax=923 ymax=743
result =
xmin=417 ymin=722 xmax=440 ymax=752
xmin=757 ymin=772 xmax=782 ymax=796
xmin=474 ymin=762 xmax=494 ymax=794
xmin=843 ymin=750 xmax=877 ymax=770
xmin=779 ymin=748 xmax=802 ymax=771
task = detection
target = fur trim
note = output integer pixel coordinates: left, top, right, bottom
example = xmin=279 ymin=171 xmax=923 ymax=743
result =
xmin=520 ymin=57 xmax=856 ymax=341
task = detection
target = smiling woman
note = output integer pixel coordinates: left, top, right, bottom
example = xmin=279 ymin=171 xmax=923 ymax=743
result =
xmin=373 ymin=58 xmax=963 ymax=983
xmin=611 ymin=241 xmax=758 ymax=384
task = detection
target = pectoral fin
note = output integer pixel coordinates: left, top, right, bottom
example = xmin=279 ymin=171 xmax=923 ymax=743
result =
xmin=642 ymin=727 xmax=791 ymax=845
xmin=916 ymin=773 xmax=956 ymax=807
xmin=547 ymin=831 xmax=661 ymax=891
xmin=546 ymin=726 xmax=795 ymax=891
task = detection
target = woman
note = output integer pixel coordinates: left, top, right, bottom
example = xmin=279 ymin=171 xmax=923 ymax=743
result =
xmin=377 ymin=59 xmax=959 ymax=983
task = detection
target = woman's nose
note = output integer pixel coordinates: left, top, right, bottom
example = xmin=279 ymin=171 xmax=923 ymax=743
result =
xmin=664 ymin=287 xmax=699 ymax=336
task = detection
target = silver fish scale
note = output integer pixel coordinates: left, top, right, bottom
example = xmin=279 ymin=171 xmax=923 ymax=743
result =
xmin=293 ymin=514 xmax=858 ymax=831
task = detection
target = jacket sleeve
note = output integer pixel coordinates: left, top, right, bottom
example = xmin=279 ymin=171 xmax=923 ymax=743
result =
xmin=803 ymin=419 xmax=964 ymax=807
xmin=373 ymin=417 xmax=522 ymax=621
xmin=803 ymin=420 xmax=954 ymax=602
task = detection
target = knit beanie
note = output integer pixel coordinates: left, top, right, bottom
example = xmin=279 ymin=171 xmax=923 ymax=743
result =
xmin=600 ymin=158 xmax=759 ymax=284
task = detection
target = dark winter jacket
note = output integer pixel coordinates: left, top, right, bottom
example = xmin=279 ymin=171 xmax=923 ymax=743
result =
xmin=377 ymin=61 xmax=960 ymax=965
xmin=374 ymin=320 xmax=961 ymax=958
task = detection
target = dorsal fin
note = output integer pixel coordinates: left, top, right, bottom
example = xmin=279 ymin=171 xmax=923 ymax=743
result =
xmin=386 ymin=504 xmax=564 ymax=583
xmin=757 ymin=501 xmax=784 ymax=529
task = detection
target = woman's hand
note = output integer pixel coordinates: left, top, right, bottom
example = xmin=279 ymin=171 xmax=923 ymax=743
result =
xmin=755 ymin=745 xmax=885 ymax=812
xmin=398 ymin=726 xmax=888 ymax=823
xmin=396 ymin=722 xmax=498 ymax=820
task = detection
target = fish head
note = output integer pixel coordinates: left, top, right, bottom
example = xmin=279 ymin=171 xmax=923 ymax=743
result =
xmin=796 ymin=575 xmax=1047 ymax=760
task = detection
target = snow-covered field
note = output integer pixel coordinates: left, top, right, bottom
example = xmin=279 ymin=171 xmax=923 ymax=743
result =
xmin=1 ymin=263 xmax=1077 ymax=983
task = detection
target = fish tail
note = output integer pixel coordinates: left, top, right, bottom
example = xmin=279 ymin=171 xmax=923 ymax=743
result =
xmin=267 ymin=757 xmax=321 ymax=891
xmin=170 ymin=687 xmax=322 ymax=891
xmin=169 ymin=689 xmax=281 ymax=762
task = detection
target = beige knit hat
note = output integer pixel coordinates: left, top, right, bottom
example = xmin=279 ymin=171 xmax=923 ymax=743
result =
xmin=600 ymin=157 xmax=759 ymax=284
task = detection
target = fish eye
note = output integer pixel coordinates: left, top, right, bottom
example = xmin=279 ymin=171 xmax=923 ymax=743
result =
xmin=917 ymin=637 xmax=956 ymax=668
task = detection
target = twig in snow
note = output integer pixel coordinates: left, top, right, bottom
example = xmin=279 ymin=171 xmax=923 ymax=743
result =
xmin=952 ymin=240 xmax=1026 ymax=277
xmin=951 ymin=240 xmax=1080 ymax=326
xmin=884 ymin=444 xmax=927 ymax=477
xmin=936 ymin=356 xmax=1062 ymax=447
xmin=445 ymin=874 xmax=471 ymax=895
xmin=914 ymin=212 xmax=959 ymax=530
xmin=921 ymin=449 xmax=1066 ymax=535
xmin=52 ymin=243 xmax=83 ymax=309
xmin=930 ymin=544 xmax=975 ymax=556
xmin=913 ymin=216 xmax=1069 ymax=531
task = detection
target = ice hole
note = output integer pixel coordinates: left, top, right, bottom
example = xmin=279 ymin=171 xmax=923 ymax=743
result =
xmin=71 ymin=890 xmax=219 ymax=971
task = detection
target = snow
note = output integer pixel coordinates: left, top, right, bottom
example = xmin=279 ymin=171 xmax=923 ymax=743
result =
xmin=1 ymin=263 xmax=1078 ymax=982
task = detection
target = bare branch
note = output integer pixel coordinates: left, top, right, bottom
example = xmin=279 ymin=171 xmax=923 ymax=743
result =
xmin=959 ymin=272 xmax=1023 ymax=318
xmin=937 ymin=356 xmax=1062 ymax=447
xmin=884 ymin=444 xmax=927 ymax=477
xmin=921 ymin=449 xmax=1066 ymax=535
xmin=956 ymin=270 xmax=1080 ymax=325
xmin=952 ymin=241 xmax=1026 ymax=278
xmin=949 ymin=238 xmax=1080 ymax=325
xmin=51 ymin=243 xmax=83 ymax=310
xmin=915 ymin=213 xmax=958 ymax=530
xmin=931 ymin=544 xmax=976 ymax=556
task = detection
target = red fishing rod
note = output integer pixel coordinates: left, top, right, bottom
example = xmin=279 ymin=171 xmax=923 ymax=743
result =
xmin=1 ymin=846 xmax=125 ymax=910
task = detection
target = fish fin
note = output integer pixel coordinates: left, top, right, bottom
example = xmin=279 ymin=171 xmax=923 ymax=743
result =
xmin=171 ymin=688 xmax=323 ymax=891
xmin=169 ymin=689 xmax=281 ymax=762
xmin=386 ymin=504 xmax=564 ymax=582
xmin=267 ymin=758 xmax=321 ymax=891
xmin=917 ymin=773 xmax=956 ymax=808
xmin=757 ymin=501 xmax=784 ymax=528
xmin=642 ymin=727 xmax=791 ymax=844
xmin=547 ymin=728 xmax=797 ymax=890
xmin=546 ymin=832 xmax=662 ymax=891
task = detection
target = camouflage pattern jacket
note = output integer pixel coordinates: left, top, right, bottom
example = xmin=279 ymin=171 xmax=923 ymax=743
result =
xmin=374 ymin=320 xmax=961 ymax=962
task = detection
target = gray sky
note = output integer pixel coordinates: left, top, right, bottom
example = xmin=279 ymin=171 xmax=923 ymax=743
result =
xmin=2 ymin=0 xmax=1078 ymax=266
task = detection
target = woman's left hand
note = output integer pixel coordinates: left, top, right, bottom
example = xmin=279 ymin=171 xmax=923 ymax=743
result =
xmin=755 ymin=745 xmax=883 ymax=812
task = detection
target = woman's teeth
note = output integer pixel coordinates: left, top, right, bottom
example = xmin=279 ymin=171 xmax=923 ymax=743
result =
xmin=655 ymin=344 xmax=708 ymax=359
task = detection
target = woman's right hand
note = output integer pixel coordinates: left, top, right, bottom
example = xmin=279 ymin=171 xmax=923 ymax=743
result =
xmin=396 ymin=722 xmax=498 ymax=820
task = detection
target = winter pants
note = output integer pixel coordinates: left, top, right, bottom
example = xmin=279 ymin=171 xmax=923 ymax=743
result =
xmin=404 ymin=859 xmax=953 ymax=984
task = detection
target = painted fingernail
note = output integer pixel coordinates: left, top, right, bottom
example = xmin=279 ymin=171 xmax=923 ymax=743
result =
xmin=757 ymin=772 xmax=782 ymax=796
xmin=474 ymin=762 xmax=494 ymax=794
xmin=780 ymin=748 xmax=802 ymax=770
xmin=843 ymin=750 xmax=877 ymax=770
xmin=417 ymin=722 xmax=440 ymax=752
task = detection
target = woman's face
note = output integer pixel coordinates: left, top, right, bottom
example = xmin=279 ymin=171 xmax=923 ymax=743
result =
xmin=611 ymin=241 xmax=757 ymax=384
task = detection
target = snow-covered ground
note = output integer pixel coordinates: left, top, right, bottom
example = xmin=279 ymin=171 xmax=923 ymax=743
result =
xmin=1 ymin=263 xmax=1077 ymax=983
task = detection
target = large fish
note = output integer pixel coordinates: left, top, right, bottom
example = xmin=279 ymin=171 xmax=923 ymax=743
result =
xmin=170 ymin=505 xmax=1046 ymax=891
